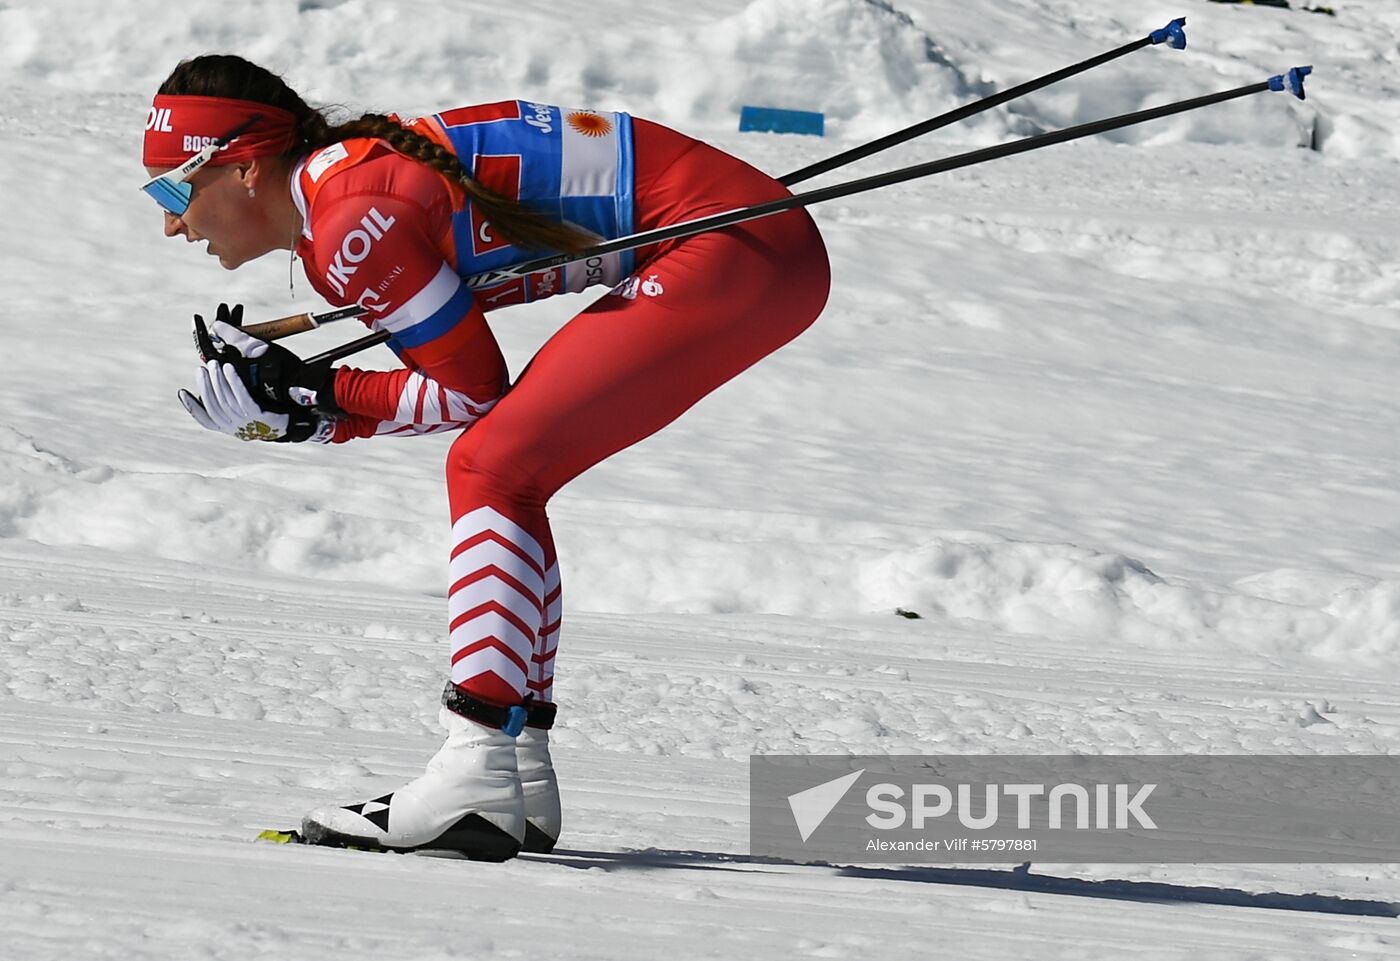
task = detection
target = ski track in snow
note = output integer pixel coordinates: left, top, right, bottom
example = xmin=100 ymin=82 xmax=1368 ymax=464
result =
xmin=2 ymin=0 xmax=1400 ymax=957
xmin=3 ymin=544 xmax=1399 ymax=958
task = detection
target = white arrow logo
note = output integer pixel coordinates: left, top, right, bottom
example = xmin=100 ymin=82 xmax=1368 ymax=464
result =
xmin=787 ymin=769 xmax=864 ymax=842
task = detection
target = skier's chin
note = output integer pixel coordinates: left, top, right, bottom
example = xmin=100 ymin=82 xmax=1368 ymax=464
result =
xmin=210 ymin=245 xmax=243 ymax=270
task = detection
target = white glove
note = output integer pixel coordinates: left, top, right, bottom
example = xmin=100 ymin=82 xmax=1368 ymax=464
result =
xmin=178 ymin=360 xmax=333 ymax=443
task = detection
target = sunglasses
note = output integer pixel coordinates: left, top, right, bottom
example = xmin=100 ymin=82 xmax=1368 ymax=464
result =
xmin=139 ymin=114 xmax=262 ymax=217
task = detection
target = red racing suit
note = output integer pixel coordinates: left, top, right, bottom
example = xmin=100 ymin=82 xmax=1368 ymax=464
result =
xmin=292 ymin=103 xmax=830 ymax=707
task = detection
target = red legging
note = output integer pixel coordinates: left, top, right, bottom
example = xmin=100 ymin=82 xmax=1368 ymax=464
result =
xmin=444 ymin=119 xmax=831 ymax=706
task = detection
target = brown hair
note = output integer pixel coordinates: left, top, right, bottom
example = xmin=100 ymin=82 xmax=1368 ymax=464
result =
xmin=158 ymin=54 xmax=598 ymax=254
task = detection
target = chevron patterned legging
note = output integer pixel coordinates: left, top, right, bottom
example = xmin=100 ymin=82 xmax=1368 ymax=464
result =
xmin=443 ymin=120 xmax=830 ymax=707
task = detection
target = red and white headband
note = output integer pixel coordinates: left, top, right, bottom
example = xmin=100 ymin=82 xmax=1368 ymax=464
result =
xmin=142 ymin=94 xmax=297 ymax=169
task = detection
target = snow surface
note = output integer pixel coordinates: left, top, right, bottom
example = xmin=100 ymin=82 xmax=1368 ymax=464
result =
xmin=2 ymin=0 xmax=1399 ymax=957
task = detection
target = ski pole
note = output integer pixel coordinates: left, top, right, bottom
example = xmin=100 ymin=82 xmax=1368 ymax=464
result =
xmin=467 ymin=67 xmax=1312 ymax=287
xmin=779 ymin=17 xmax=1188 ymax=187
xmin=237 ymin=305 xmax=365 ymax=341
xmin=246 ymin=21 xmax=1188 ymax=345
xmin=276 ymin=66 xmax=1313 ymax=365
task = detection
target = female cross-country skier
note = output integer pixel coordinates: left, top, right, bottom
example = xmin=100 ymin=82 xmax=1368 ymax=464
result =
xmin=142 ymin=54 xmax=829 ymax=861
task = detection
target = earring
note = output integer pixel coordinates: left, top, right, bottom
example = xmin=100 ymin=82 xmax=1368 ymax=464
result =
xmin=247 ymin=187 xmax=256 ymax=198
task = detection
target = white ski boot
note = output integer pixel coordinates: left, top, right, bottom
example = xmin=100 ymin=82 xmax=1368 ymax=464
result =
xmin=518 ymin=725 xmax=561 ymax=853
xmin=301 ymin=707 xmax=525 ymax=860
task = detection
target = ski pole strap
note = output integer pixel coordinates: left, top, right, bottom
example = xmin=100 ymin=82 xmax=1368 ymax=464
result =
xmin=441 ymin=682 xmax=557 ymax=734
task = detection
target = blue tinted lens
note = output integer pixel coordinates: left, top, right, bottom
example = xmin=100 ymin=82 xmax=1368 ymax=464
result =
xmin=142 ymin=176 xmax=193 ymax=216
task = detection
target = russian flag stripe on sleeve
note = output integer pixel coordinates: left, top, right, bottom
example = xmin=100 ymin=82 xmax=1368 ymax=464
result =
xmin=378 ymin=263 xmax=478 ymax=349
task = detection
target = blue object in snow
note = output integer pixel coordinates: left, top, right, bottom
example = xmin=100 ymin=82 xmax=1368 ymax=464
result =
xmin=740 ymin=106 xmax=825 ymax=136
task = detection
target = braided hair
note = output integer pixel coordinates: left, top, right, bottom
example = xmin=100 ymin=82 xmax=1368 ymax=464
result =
xmin=158 ymin=54 xmax=599 ymax=254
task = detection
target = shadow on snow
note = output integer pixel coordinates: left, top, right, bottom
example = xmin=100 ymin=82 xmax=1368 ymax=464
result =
xmin=531 ymin=848 xmax=1398 ymax=919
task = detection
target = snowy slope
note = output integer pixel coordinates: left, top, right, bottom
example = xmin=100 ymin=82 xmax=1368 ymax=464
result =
xmin=2 ymin=0 xmax=1400 ymax=957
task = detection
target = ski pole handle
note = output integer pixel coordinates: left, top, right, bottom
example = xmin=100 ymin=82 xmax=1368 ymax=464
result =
xmin=241 ymin=312 xmax=317 ymax=340
xmin=243 ymin=305 xmax=367 ymax=341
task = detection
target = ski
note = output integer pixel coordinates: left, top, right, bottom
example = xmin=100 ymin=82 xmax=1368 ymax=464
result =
xmin=257 ymin=828 xmax=303 ymax=844
xmin=257 ymin=827 xmax=399 ymax=854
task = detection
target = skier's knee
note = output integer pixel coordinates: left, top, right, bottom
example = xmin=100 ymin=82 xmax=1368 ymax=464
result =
xmin=446 ymin=432 xmax=542 ymax=506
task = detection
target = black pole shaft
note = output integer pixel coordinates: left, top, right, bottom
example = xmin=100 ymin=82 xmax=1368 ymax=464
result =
xmin=475 ymin=79 xmax=1271 ymax=283
xmin=778 ymin=80 xmax=1270 ymax=208
xmin=779 ymin=34 xmax=1154 ymax=187
xmin=313 ymin=78 xmax=1272 ymax=366
xmin=307 ymin=331 xmax=391 ymax=365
